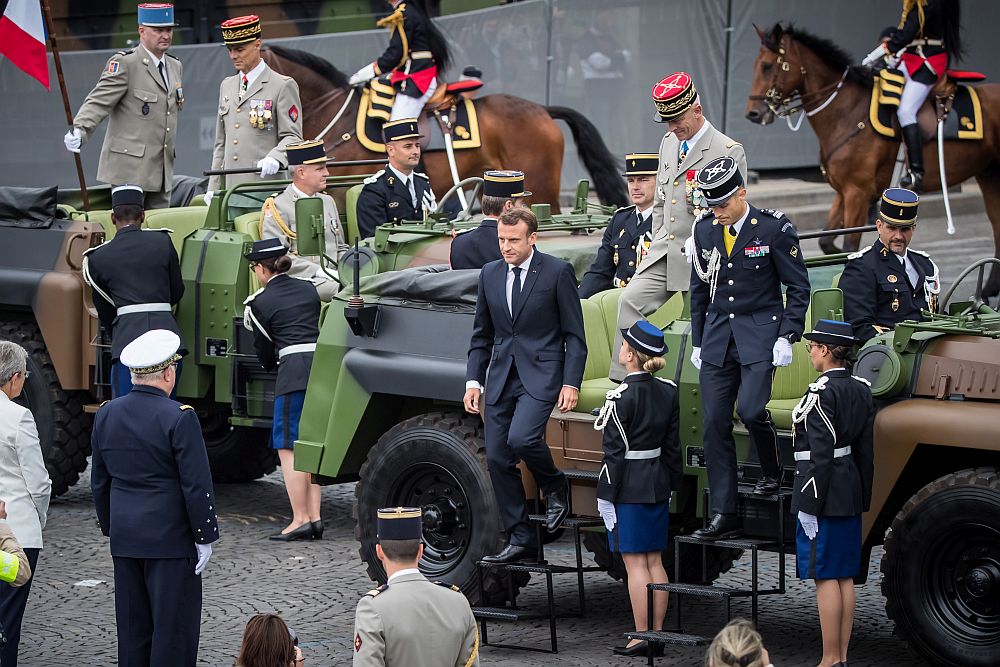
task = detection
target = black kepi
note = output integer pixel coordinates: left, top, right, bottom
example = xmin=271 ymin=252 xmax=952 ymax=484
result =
xmin=244 ymin=237 xmax=288 ymax=262
xmin=377 ymin=507 xmax=423 ymax=540
xmin=697 ymin=156 xmax=744 ymax=206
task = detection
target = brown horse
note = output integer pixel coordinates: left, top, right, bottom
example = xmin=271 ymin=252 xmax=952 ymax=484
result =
xmin=262 ymin=44 xmax=627 ymax=212
xmin=746 ymin=23 xmax=1000 ymax=298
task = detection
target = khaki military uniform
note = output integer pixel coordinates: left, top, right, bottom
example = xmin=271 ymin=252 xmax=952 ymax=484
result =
xmin=208 ymin=64 xmax=302 ymax=192
xmin=352 ymin=571 xmax=479 ymax=667
xmin=260 ymin=184 xmax=348 ymax=300
xmin=611 ymin=122 xmax=746 ymax=378
xmin=72 ymin=47 xmax=184 ymax=209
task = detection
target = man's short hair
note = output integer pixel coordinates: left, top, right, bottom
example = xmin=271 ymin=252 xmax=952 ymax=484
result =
xmin=112 ymin=204 xmax=144 ymax=225
xmin=499 ymin=207 xmax=537 ymax=235
xmin=379 ymin=538 xmax=421 ymax=562
xmin=481 ymin=195 xmax=512 ymax=217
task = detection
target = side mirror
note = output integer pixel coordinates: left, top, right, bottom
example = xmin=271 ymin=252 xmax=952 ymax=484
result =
xmin=530 ymin=203 xmax=552 ymax=225
xmin=294 ymin=197 xmax=324 ymax=257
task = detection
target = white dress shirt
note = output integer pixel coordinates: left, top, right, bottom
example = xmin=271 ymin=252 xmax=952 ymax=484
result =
xmin=896 ymin=251 xmax=920 ymax=288
xmin=0 ymin=392 xmax=52 ymax=549
xmin=724 ymin=202 xmax=751 ymax=238
xmin=141 ymin=45 xmax=168 ymax=88
xmin=505 ymin=250 xmax=534 ymax=316
xmin=680 ymin=119 xmax=713 ymax=156
xmin=387 ymin=567 xmax=422 ymax=584
xmin=388 ymin=164 xmax=418 ymax=207
xmin=242 ymin=58 xmax=268 ymax=88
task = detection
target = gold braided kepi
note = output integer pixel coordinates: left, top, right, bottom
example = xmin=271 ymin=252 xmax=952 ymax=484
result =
xmin=221 ymin=15 xmax=261 ymax=46
xmin=651 ymin=71 xmax=697 ymax=123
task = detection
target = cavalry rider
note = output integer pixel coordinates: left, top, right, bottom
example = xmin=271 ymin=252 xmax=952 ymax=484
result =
xmin=348 ymin=0 xmax=452 ymax=121
xmin=862 ymin=0 xmax=963 ymax=193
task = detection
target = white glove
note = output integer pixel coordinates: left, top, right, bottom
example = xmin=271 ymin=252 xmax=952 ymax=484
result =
xmin=349 ymin=63 xmax=376 ymax=86
xmin=257 ymin=156 xmax=281 ymax=178
xmin=596 ymin=498 xmax=617 ymax=531
xmin=683 ymin=236 xmax=696 ymax=264
xmin=690 ymin=346 xmax=702 ymax=370
xmin=862 ymin=43 xmax=888 ymax=66
xmin=194 ymin=543 xmax=213 ymax=575
xmin=798 ymin=511 xmax=818 ymax=540
xmin=203 ymin=190 xmax=215 ymax=206
xmin=772 ymin=337 xmax=793 ymax=367
xmin=64 ymin=128 xmax=82 ymax=153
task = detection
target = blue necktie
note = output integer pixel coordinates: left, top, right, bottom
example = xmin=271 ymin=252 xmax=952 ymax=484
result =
xmin=678 ymin=141 xmax=689 ymax=165
xmin=510 ymin=266 xmax=522 ymax=317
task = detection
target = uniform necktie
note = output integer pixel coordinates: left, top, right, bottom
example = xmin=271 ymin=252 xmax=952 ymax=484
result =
xmin=158 ymin=61 xmax=168 ymax=89
xmin=406 ymin=177 xmax=417 ymax=208
xmin=678 ymin=140 xmax=689 ymax=166
xmin=510 ymin=266 xmax=523 ymax=317
xmin=239 ymin=74 xmax=249 ymax=99
xmin=724 ymin=224 xmax=738 ymax=256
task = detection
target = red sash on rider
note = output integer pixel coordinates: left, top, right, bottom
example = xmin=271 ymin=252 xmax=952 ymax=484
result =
xmin=390 ymin=65 xmax=438 ymax=95
xmin=901 ymin=52 xmax=948 ymax=79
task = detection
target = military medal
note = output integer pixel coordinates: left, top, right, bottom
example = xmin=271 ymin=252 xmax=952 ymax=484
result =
xmin=142 ymin=102 xmax=150 ymax=116
xmin=263 ymin=99 xmax=272 ymax=123
xmin=613 ymin=250 xmax=619 ymax=265
xmin=891 ymin=294 xmax=900 ymax=312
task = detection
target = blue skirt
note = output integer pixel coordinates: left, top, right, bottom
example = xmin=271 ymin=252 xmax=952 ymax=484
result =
xmin=609 ymin=501 xmax=670 ymax=554
xmin=796 ymin=515 xmax=862 ymax=580
xmin=271 ymin=391 xmax=306 ymax=450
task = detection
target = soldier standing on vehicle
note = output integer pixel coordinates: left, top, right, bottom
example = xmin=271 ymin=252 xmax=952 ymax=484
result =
xmin=64 ymin=4 xmax=184 ymax=210
xmin=610 ymin=72 xmax=746 ymax=380
xmin=839 ymin=188 xmax=940 ymax=344
xmin=90 ymin=329 xmax=218 ymax=667
xmin=206 ymin=15 xmax=302 ymax=201
xmin=352 ymin=507 xmax=478 ymax=667
xmin=792 ymin=319 xmax=875 ymax=667
xmin=450 ymin=170 xmax=530 ymax=271
xmin=82 ymin=184 xmax=184 ymax=398
xmin=259 ymin=140 xmax=348 ymax=301
xmin=689 ymin=156 xmax=810 ymax=540
xmin=579 ymin=154 xmax=657 ymax=298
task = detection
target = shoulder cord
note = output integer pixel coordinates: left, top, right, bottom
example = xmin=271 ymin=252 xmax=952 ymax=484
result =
xmin=463 ymin=623 xmax=479 ymax=667
xmin=261 ymin=197 xmax=296 ymax=240
xmin=82 ymin=256 xmax=116 ymax=307
xmin=689 ymin=219 xmax=721 ymax=301
xmin=791 ymin=376 xmax=836 ymax=441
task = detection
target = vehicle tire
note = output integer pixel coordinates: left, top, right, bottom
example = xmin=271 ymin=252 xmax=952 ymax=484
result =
xmin=1 ymin=321 xmax=92 ymax=498
xmin=353 ymin=411 xmax=527 ymax=605
xmin=881 ymin=467 xmax=1000 ymax=667
xmin=197 ymin=404 xmax=276 ymax=483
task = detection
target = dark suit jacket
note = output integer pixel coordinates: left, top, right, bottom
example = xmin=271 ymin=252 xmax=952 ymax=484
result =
xmin=450 ymin=217 xmax=501 ymax=270
xmin=466 ymin=250 xmax=587 ymax=405
xmin=356 ymin=168 xmax=432 ymax=239
xmin=91 ymin=385 xmax=218 ymax=558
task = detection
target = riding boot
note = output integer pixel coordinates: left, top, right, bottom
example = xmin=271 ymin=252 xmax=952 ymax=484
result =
xmin=900 ymin=123 xmax=925 ymax=193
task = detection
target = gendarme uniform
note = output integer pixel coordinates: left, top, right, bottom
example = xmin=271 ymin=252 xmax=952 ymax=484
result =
xmin=90 ymin=330 xmax=218 ymax=667
xmin=791 ymin=320 xmax=875 ymax=580
xmin=353 ymin=508 xmax=479 ymax=667
xmin=70 ymin=4 xmax=184 ymax=209
xmin=356 ymin=119 xmax=436 ymax=239
xmin=208 ymin=15 xmax=303 ymax=192
xmin=839 ymin=188 xmax=940 ymax=343
xmin=579 ymin=154 xmax=656 ymax=298
xmin=259 ymin=140 xmax=348 ymax=301
xmin=449 ymin=170 xmax=530 ymax=270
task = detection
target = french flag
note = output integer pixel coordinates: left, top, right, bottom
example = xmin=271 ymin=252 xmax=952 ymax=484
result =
xmin=0 ymin=0 xmax=50 ymax=90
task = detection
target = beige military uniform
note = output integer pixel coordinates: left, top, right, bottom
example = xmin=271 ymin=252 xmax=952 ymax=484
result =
xmin=72 ymin=47 xmax=184 ymax=208
xmin=260 ymin=184 xmax=348 ymax=300
xmin=352 ymin=571 xmax=479 ymax=667
xmin=208 ymin=63 xmax=302 ymax=192
xmin=611 ymin=122 xmax=746 ymax=378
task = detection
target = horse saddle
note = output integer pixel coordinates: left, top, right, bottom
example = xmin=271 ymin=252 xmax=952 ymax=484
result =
xmin=355 ymin=75 xmax=484 ymax=153
xmin=870 ymin=67 xmax=985 ymax=141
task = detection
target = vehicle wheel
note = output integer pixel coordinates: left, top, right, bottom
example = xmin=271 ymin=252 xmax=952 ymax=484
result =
xmin=1 ymin=321 xmax=91 ymax=498
xmin=353 ymin=411 xmax=527 ymax=605
xmin=197 ymin=404 xmax=276 ymax=482
xmin=881 ymin=467 xmax=1000 ymax=667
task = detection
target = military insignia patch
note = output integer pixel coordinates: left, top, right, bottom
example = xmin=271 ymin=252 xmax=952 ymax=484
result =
xmin=388 ymin=201 xmax=399 ymax=208
xmin=781 ymin=221 xmax=794 ymax=233
xmin=761 ymin=208 xmax=786 ymax=219
xmin=790 ymin=246 xmax=799 ymax=257
xmin=887 ymin=274 xmax=898 ymax=283
xmin=288 ymin=104 xmax=299 ymax=122
xmin=107 ymin=61 xmax=120 ymax=75
xmin=355 ymin=633 xmax=362 ymax=652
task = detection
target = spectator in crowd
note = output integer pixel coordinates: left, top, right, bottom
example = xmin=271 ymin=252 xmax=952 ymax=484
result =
xmin=705 ymin=619 xmax=774 ymax=667
xmin=234 ymin=613 xmax=304 ymax=667
xmin=0 ymin=340 xmax=52 ymax=667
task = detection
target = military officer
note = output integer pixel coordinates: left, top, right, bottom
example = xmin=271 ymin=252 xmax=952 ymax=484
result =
xmin=839 ymin=188 xmax=940 ymax=343
xmin=688 ymin=157 xmax=810 ymax=540
xmin=356 ymin=119 xmax=436 ymax=239
xmin=259 ymin=140 xmax=348 ymax=301
xmin=353 ymin=507 xmax=479 ymax=667
xmin=450 ymin=170 xmax=530 ymax=270
xmin=82 ymin=184 xmax=184 ymax=398
xmin=206 ymin=15 xmax=302 ymax=197
xmin=65 ymin=4 xmax=184 ymax=209
xmin=90 ymin=329 xmax=218 ymax=667
xmin=579 ymin=153 xmax=657 ymax=298
xmin=611 ymin=72 xmax=746 ymax=379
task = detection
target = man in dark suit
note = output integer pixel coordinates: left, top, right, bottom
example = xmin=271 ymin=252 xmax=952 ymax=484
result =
xmin=356 ymin=118 xmax=436 ymax=239
xmin=82 ymin=184 xmax=185 ymax=397
xmin=91 ymin=329 xmax=218 ymax=667
xmin=450 ymin=170 xmax=529 ymax=270
xmin=464 ymin=207 xmax=587 ymax=563
xmin=689 ymin=157 xmax=810 ymax=540
xmin=839 ymin=188 xmax=939 ymax=343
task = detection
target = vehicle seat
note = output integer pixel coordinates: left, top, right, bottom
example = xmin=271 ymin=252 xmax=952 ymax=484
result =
xmin=345 ymin=183 xmax=364 ymax=246
xmin=234 ymin=211 xmax=264 ymax=292
xmin=143 ymin=207 xmax=210 ymax=259
xmin=766 ymin=340 xmax=818 ymax=430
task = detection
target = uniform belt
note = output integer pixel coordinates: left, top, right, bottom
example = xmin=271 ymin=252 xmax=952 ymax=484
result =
xmin=116 ymin=302 xmax=171 ymax=316
xmin=794 ymin=446 xmax=851 ymax=461
xmin=624 ymin=447 xmax=661 ymax=460
xmin=278 ymin=343 xmax=317 ymax=359
xmin=409 ymin=51 xmax=433 ymax=60
xmin=907 ymin=38 xmax=944 ymax=47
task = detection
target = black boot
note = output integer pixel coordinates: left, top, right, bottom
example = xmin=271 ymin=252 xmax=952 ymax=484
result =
xmin=900 ymin=123 xmax=924 ymax=193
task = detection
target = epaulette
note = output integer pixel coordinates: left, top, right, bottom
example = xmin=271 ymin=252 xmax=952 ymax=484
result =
xmin=165 ymin=52 xmax=180 ymax=61
xmin=243 ymin=286 xmax=265 ymax=305
xmin=694 ymin=209 xmax=714 ymax=224
xmin=807 ymin=375 xmax=830 ymax=392
xmin=852 ymin=375 xmax=872 ymax=387
xmin=98 ymin=400 xmax=110 ymax=409
xmin=759 ymin=207 xmax=787 ymax=220
xmin=909 ymin=248 xmax=932 ymax=258
xmin=434 ymin=581 xmax=462 ymax=592
xmin=725 ymin=141 xmax=742 ymax=149
xmin=145 ymin=227 xmax=173 ymax=233
xmin=414 ymin=171 xmax=430 ymax=180
xmin=364 ymin=169 xmax=386 ymax=185
xmin=846 ymin=245 xmax=872 ymax=260
xmin=604 ymin=381 xmax=628 ymax=400
xmin=655 ymin=377 xmax=677 ymax=387
xmin=364 ymin=584 xmax=389 ymax=597
xmin=114 ymin=48 xmax=135 ymax=57
xmin=614 ymin=204 xmax=638 ymax=215
xmin=179 ymin=404 xmax=194 ymax=411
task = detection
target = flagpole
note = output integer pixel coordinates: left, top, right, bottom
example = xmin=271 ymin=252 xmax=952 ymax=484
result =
xmin=40 ymin=0 xmax=89 ymax=211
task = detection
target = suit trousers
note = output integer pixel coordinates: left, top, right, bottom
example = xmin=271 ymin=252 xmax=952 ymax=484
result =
xmin=611 ymin=273 xmax=677 ymax=379
xmin=0 ymin=547 xmax=39 ymax=667
xmin=113 ymin=556 xmax=203 ymax=667
xmin=484 ymin=366 xmax=566 ymax=548
xmin=699 ymin=337 xmax=780 ymax=514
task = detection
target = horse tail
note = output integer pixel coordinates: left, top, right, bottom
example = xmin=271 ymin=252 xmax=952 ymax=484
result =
xmin=545 ymin=106 xmax=628 ymax=207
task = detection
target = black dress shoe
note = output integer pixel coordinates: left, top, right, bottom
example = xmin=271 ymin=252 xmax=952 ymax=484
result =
xmin=691 ymin=514 xmax=743 ymax=541
xmin=481 ymin=544 xmax=538 ymax=564
xmin=612 ymin=640 xmax=664 ymax=657
xmin=754 ymin=475 xmax=782 ymax=495
xmin=310 ymin=520 xmax=324 ymax=540
xmin=269 ymin=523 xmax=315 ymax=541
xmin=546 ymin=487 xmax=570 ymax=532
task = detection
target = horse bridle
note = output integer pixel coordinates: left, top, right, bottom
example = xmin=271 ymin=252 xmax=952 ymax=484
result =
xmin=749 ymin=36 xmax=848 ymax=120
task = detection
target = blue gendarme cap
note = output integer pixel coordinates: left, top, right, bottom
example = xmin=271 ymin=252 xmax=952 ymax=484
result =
xmin=138 ymin=3 xmax=177 ymax=27
xmin=621 ymin=320 xmax=667 ymax=357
